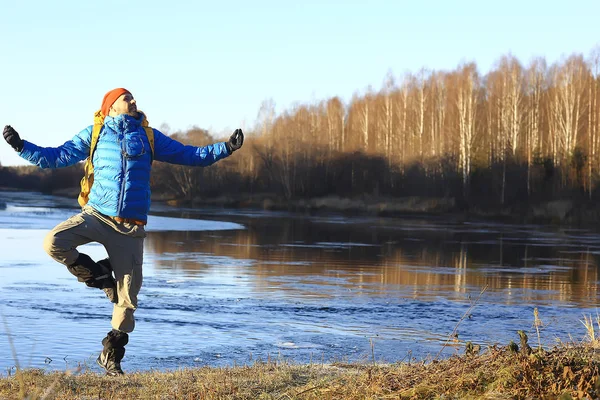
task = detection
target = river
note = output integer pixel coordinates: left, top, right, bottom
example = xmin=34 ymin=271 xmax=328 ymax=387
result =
xmin=0 ymin=190 xmax=598 ymax=374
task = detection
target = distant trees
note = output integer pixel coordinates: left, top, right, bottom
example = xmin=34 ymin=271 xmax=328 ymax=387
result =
xmin=249 ymin=45 xmax=600 ymax=205
xmin=151 ymin=127 xmax=214 ymax=200
xmin=3 ymin=45 xmax=600 ymax=212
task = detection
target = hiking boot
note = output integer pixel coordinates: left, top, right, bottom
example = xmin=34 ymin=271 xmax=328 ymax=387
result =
xmin=96 ymin=348 xmax=124 ymax=376
xmin=67 ymin=254 xmax=118 ymax=303
xmin=97 ymin=329 xmax=128 ymax=376
xmin=97 ymin=258 xmax=118 ymax=304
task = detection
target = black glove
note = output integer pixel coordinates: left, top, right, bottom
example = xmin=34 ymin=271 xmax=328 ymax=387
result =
xmin=226 ymin=128 xmax=244 ymax=153
xmin=3 ymin=125 xmax=24 ymax=152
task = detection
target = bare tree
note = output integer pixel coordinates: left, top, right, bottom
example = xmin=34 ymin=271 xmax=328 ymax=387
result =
xmin=398 ymin=78 xmax=410 ymax=166
xmin=360 ymin=95 xmax=370 ymax=150
xmin=587 ymin=46 xmax=600 ymax=197
xmin=499 ymin=55 xmax=525 ymax=156
xmin=347 ymin=94 xmax=370 ymax=152
xmin=455 ymin=64 xmax=480 ymax=193
xmin=548 ymin=55 xmax=589 ymax=166
xmin=326 ymin=97 xmax=345 ymax=153
xmin=488 ymin=55 xmax=525 ymax=203
xmin=256 ymin=99 xmax=276 ymax=138
xmin=382 ymin=73 xmax=396 ymax=164
xmin=525 ymin=57 xmax=547 ymax=194
xmin=428 ymin=71 xmax=447 ymax=159
xmin=407 ymin=69 xmax=430 ymax=160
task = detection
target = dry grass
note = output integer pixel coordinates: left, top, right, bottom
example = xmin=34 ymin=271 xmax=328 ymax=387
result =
xmin=0 ymin=341 xmax=599 ymax=400
xmin=581 ymin=312 xmax=600 ymax=347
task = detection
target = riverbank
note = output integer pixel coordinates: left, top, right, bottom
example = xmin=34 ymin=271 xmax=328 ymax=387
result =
xmin=162 ymin=193 xmax=600 ymax=227
xmin=0 ymin=342 xmax=598 ymax=399
xmin=4 ymin=185 xmax=597 ymax=226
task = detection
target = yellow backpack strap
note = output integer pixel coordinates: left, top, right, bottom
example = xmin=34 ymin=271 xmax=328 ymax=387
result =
xmin=77 ymin=117 xmax=103 ymax=207
xmin=143 ymin=126 xmax=155 ymax=163
xmin=89 ymin=124 xmax=102 ymax=159
xmin=89 ymin=109 xmax=105 ymax=164
xmin=141 ymin=112 xmax=155 ymax=163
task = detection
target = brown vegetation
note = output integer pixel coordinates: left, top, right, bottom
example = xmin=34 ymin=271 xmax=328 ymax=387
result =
xmin=0 ymin=342 xmax=598 ymax=399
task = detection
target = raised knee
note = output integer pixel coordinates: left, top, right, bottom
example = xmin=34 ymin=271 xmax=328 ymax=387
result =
xmin=42 ymin=230 xmax=75 ymax=264
xmin=42 ymin=230 xmax=58 ymax=258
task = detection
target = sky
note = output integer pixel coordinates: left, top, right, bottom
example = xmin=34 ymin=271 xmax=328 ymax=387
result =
xmin=0 ymin=0 xmax=598 ymax=166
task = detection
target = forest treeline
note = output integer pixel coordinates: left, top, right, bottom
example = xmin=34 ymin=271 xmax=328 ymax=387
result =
xmin=1 ymin=47 xmax=600 ymax=220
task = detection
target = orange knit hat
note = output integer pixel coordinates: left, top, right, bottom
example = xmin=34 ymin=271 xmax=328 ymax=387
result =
xmin=101 ymin=88 xmax=131 ymax=117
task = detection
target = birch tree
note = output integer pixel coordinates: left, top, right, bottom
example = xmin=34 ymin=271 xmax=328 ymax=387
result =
xmin=485 ymin=69 xmax=504 ymax=165
xmin=397 ymin=79 xmax=410 ymax=166
xmin=325 ymin=97 xmax=345 ymax=153
xmin=347 ymin=93 xmax=371 ymax=151
xmin=525 ymin=58 xmax=547 ymax=193
xmin=548 ymin=56 xmax=588 ymax=165
xmin=488 ymin=55 xmax=525 ymax=203
xmin=428 ymin=71 xmax=447 ymax=159
xmin=499 ymin=55 xmax=525 ymax=156
xmin=455 ymin=64 xmax=480 ymax=193
xmin=360 ymin=95 xmax=370 ymax=150
xmin=382 ymin=73 xmax=396 ymax=164
xmin=255 ymin=99 xmax=277 ymax=187
xmin=587 ymin=46 xmax=600 ymax=197
xmin=413 ymin=69 xmax=429 ymax=160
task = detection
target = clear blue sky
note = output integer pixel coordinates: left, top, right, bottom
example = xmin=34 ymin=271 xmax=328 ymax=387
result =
xmin=1 ymin=0 xmax=598 ymax=166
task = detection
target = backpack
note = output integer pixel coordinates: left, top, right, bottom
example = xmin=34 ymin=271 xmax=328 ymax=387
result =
xmin=78 ymin=110 xmax=155 ymax=207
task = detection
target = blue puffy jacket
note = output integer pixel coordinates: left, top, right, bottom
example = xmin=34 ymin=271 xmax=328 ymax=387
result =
xmin=18 ymin=113 xmax=230 ymax=221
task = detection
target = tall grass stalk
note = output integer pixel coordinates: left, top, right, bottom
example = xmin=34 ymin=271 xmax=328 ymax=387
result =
xmin=533 ymin=307 xmax=543 ymax=351
xmin=2 ymin=313 xmax=25 ymax=399
xmin=581 ymin=311 xmax=600 ymax=346
xmin=369 ymin=338 xmax=375 ymax=366
xmin=434 ymin=285 xmax=488 ymax=360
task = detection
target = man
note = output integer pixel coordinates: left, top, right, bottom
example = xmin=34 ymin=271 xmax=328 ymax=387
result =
xmin=2 ymin=88 xmax=244 ymax=376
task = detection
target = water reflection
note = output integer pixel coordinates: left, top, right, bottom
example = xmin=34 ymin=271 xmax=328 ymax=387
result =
xmin=145 ymin=215 xmax=600 ymax=307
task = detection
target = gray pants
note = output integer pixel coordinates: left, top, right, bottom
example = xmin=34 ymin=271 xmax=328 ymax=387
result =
xmin=42 ymin=206 xmax=146 ymax=333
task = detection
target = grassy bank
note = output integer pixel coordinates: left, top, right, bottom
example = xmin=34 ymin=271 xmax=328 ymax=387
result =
xmin=1 ymin=342 xmax=598 ymax=400
xmin=166 ymin=193 xmax=600 ymax=226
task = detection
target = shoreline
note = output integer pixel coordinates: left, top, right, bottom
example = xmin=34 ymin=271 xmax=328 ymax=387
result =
xmin=2 ymin=186 xmax=596 ymax=227
xmin=159 ymin=194 xmax=600 ymax=227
